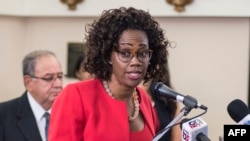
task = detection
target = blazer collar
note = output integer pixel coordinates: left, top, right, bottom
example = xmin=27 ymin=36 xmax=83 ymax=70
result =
xmin=16 ymin=92 xmax=43 ymax=141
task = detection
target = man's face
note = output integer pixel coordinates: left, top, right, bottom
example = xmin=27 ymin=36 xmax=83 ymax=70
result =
xmin=25 ymin=55 xmax=63 ymax=110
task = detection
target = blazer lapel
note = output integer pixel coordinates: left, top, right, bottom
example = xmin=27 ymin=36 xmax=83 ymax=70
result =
xmin=16 ymin=93 xmax=42 ymax=141
xmin=137 ymin=88 xmax=156 ymax=136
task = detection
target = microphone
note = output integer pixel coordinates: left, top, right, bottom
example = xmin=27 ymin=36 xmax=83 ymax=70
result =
xmin=150 ymin=82 xmax=207 ymax=110
xmin=227 ymin=99 xmax=250 ymax=125
xmin=181 ymin=117 xmax=211 ymax=141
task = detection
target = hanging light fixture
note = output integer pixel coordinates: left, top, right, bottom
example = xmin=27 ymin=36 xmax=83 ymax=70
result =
xmin=166 ymin=0 xmax=193 ymax=12
xmin=60 ymin=0 xmax=83 ymax=10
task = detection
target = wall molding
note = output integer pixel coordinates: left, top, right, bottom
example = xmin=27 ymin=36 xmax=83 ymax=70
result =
xmin=1 ymin=0 xmax=250 ymax=17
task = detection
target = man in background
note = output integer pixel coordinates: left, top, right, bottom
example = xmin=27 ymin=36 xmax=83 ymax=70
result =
xmin=0 ymin=50 xmax=63 ymax=141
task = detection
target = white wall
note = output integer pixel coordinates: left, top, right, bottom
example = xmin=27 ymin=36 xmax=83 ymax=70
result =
xmin=164 ymin=17 xmax=249 ymax=140
xmin=0 ymin=1 xmax=249 ymax=141
xmin=1 ymin=0 xmax=250 ymax=17
xmin=0 ymin=0 xmax=24 ymax=15
xmin=0 ymin=16 xmax=26 ymax=100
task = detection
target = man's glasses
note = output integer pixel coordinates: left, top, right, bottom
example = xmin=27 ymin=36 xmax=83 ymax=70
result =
xmin=29 ymin=73 xmax=63 ymax=82
xmin=115 ymin=49 xmax=153 ymax=63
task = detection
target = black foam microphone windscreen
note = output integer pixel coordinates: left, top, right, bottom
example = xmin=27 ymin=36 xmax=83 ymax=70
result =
xmin=227 ymin=99 xmax=250 ymax=123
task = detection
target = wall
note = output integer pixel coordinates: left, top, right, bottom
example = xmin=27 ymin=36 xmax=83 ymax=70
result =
xmin=0 ymin=1 xmax=249 ymax=141
xmin=0 ymin=16 xmax=26 ymax=100
xmin=1 ymin=0 xmax=250 ymax=17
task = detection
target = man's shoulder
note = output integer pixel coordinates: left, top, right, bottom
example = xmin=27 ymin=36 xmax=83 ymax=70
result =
xmin=0 ymin=93 xmax=27 ymax=112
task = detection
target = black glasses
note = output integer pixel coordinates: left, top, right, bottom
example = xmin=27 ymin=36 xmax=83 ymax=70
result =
xmin=115 ymin=49 xmax=153 ymax=63
xmin=29 ymin=73 xmax=63 ymax=82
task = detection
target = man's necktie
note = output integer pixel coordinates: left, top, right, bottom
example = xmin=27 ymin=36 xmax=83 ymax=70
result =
xmin=44 ymin=112 xmax=50 ymax=141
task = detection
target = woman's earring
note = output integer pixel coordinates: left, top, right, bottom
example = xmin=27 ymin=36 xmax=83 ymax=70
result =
xmin=109 ymin=61 xmax=112 ymax=65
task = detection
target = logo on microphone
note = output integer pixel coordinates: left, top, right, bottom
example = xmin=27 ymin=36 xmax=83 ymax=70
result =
xmin=239 ymin=115 xmax=250 ymax=125
xmin=188 ymin=118 xmax=203 ymax=129
xmin=182 ymin=129 xmax=190 ymax=141
xmin=181 ymin=117 xmax=208 ymax=141
xmin=243 ymin=120 xmax=250 ymax=125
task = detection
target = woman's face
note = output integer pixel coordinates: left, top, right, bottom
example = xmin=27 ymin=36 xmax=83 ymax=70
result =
xmin=110 ymin=29 xmax=151 ymax=88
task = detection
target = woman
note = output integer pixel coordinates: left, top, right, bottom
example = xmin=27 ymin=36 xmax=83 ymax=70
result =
xmin=74 ymin=55 xmax=93 ymax=81
xmin=49 ymin=7 xmax=174 ymax=141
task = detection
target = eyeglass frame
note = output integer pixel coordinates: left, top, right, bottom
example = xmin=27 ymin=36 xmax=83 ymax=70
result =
xmin=115 ymin=48 xmax=153 ymax=63
xmin=29 ymin=73 xmax=63 ymax=82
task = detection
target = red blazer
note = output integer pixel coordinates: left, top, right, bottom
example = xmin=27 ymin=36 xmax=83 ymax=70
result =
xmin=49 ymin=79 xmax=157 ymax=141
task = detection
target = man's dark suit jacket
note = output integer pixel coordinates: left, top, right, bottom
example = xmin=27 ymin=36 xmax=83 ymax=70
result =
xmin=0 ymin=92 xmax=43 ymax=141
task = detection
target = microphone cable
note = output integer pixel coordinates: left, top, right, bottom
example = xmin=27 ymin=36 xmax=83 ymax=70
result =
xmin=153 ymin=108 xmax=207 ymax=141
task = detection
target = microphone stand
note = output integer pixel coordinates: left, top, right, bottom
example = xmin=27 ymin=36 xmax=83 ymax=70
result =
xmin=152 ymin=105 xmax=193 ymax=141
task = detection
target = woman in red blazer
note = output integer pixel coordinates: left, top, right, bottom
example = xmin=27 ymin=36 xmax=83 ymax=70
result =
xmin=49 ymin=6 xmax=173 ymax=141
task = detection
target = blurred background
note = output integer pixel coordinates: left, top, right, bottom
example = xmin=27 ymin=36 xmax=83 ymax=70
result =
xmin=0 ymin=0 xmax=249 ymax=141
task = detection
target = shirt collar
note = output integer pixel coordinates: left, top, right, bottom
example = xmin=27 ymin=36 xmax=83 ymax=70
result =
xmin=27 ymin=92 xmax=51 ymax=121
